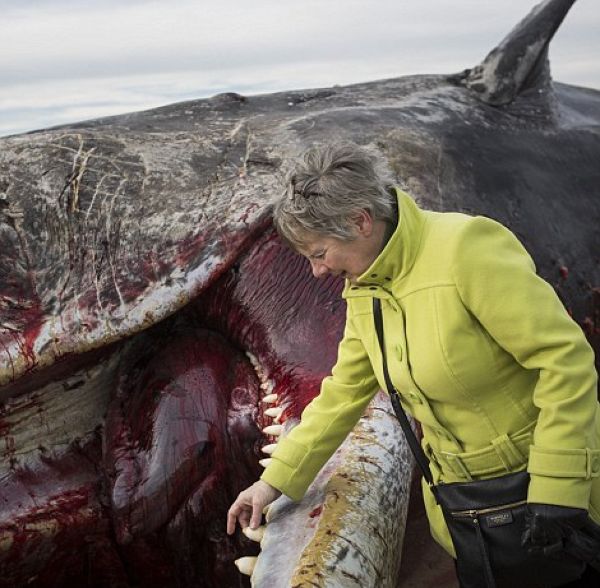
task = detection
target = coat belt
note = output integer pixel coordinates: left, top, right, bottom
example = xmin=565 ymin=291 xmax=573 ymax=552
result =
xmin=423 ymin=421 xmax=536 ymax=482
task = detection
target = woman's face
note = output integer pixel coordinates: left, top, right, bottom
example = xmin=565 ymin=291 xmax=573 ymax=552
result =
xmin=298 ymin=235 xmax=374 ymax=282
xmin=296 ymin=210 xmax=387 ymax=284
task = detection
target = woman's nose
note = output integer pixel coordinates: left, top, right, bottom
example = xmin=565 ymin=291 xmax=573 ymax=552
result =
xmin=310 ymin=260 xmax=329 ymax=278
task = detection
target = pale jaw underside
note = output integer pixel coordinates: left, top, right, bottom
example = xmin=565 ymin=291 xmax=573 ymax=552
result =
xmin=237 ymin=380 xmax=413 ymax=588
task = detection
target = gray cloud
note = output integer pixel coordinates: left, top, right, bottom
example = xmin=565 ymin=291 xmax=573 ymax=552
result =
xmin=1 ymin=0 xmax=599 ymax=136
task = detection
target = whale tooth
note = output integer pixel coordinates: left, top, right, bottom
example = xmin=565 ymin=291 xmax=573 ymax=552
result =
xmin=242 ymin=525 xmax=266 ymax=543
xmin=261 ymin=443 xmax=277 ymax=455
xmin=261 ymin=393 xmax=278 ymax=404
xmin=234 ymin=556 xmax=257 ymax=576
xmin=262 ymin=424 xmax=283 ymax=437
xmin=263 ymin=503 xmax=274 ymax=520
xmin=264 ymin=407 xmax=283 ymax=419
xmin=245 ymin=351 xmax=259 ymax=367
xmin=260 ymin=383 xmax=274 ymax=394
xmin=259 ymin=458 xmax=272 ymax=468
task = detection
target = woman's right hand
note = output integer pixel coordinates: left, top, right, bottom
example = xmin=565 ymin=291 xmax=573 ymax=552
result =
xmin=227 ymin=480 xmax=281 ymax=535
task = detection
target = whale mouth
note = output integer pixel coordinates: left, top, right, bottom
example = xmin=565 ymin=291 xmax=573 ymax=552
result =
xmin=1 ymin=227 xmax=414 ymax=587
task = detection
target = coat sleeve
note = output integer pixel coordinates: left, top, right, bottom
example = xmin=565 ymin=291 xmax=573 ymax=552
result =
xmin=452 ymin=216 xmax=599 ymax=509
xmin=260 ymin=308 xmax=380 ymax=501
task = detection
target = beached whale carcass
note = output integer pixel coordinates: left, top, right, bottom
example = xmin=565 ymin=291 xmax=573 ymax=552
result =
xmin=0 ymin=0 xmax=598 ymax=586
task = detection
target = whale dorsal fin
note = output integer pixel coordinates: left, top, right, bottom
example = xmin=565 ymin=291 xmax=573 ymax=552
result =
xmin=463 ymin=0 xmax=576 ymax=106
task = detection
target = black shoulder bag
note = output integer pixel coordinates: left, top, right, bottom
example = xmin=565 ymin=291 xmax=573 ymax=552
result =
xmin=373 ymin=298 xmax=585 ymax=588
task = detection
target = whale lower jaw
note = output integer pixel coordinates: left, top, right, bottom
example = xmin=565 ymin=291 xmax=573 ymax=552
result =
xmin=238 ymin=391 xmax=413 ymax=588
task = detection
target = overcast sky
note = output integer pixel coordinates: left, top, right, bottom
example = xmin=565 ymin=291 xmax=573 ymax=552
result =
xmin=1 ymin=0 xmax=598 ymax=137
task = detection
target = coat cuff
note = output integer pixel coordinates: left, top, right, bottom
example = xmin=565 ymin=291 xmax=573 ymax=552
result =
xmin=527 ymin=445 xmax=600 ymax=508
xmin=259 ymin=437 xmax=312 ymax=501
xmin=260 ymin=460 xmax=301 ymax=501
xmin=260 ymin=459 xmax=306 ymax=502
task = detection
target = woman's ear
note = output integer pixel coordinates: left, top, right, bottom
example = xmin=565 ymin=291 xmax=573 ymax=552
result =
xmin=351 ymin=209 xmax=374 ymax=237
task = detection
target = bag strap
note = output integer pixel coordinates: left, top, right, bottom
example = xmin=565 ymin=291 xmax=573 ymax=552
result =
xmin=373 ymin=297 xmax=435 ymax=488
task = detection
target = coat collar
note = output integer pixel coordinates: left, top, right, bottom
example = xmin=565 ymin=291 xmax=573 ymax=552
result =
xmin=343 ymin=188 xmax=426 ymax=299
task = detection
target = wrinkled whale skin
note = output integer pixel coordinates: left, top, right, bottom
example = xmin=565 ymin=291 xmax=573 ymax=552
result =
xmin=2 ymin=78 xmax=598 ymax=387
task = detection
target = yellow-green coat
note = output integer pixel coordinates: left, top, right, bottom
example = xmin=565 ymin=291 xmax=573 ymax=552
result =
xmin=261 ymin=189 xmax=600 ymax=555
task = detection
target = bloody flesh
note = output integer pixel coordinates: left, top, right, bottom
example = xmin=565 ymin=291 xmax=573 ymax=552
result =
xmin=0 ymin=229 xmax=344 ymax=587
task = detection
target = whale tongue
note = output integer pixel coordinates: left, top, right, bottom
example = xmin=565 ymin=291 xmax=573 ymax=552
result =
xmin=463 ymin=0 xmax=576 ymax=106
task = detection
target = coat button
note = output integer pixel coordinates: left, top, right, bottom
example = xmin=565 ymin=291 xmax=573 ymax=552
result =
xmin=592 ymin=456 xmax=600 ymax=473
xmin=395 ymin=345 xmax=403 ymax=361
xmin=409 ymin=392 xmax=423 ymax=404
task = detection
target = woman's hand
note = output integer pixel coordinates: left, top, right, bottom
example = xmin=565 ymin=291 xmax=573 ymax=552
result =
xmin=227 ymin=480 xmax=281 ymax=535
xmin=522 ymin=503 xmax=589 ymax=555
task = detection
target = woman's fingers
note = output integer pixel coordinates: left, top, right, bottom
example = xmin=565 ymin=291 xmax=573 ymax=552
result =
xmin=227 ymin=511 xmax=236 ymax=535
xmin=227 ymin=481 xmax=281 ymax=534
xmin=227 ymin=495 xmax=250 ymax=535
xmin=226 ymin=504 xmax=240 ymax=535
xmin=239 ymin=508 xmax=251 ymax=530
xmin=250 ymin=498 xmax=263 ymax=529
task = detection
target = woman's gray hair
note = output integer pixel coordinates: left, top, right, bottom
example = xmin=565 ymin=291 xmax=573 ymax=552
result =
xmin=274 ymin=142 xmax=397 ymax=248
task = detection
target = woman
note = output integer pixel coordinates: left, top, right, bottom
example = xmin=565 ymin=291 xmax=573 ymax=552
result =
xmin=226 ymin=142 xmax=600 ymax=585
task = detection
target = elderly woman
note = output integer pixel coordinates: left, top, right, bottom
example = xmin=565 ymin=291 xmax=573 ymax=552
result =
xmin=227 ymin=143 xmax=600 ymax=586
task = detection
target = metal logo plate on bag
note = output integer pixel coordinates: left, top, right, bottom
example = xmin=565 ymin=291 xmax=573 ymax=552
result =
xmin=485 ymin=511 xmax=514 ymax=527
